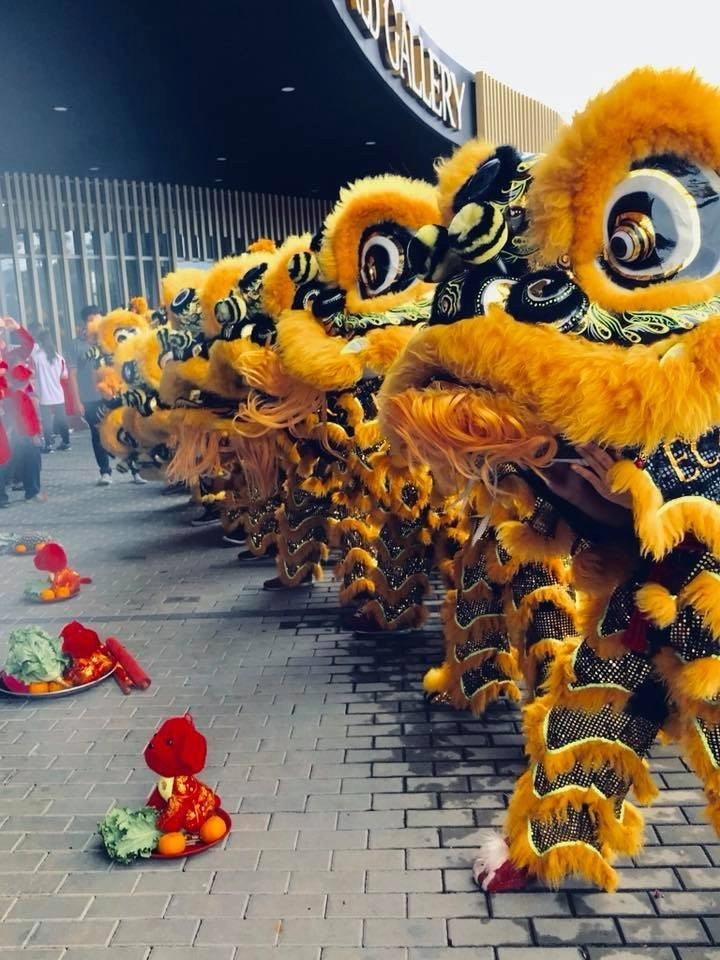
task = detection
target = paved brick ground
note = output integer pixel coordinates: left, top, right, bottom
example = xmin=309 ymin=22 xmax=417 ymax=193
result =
xmin=0 ymin=431 xmax=719 ymax=959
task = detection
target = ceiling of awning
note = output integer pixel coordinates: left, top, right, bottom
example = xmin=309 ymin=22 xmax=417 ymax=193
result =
xmin=0 ymin=0 xmax=461 ymax=199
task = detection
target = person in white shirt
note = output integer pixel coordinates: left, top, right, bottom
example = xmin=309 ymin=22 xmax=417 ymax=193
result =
xmin=31 ymin=328 xmax=71 ymax=453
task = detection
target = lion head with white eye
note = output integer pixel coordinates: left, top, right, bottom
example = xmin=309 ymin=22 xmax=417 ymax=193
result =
xmin=379 ymin=68 xmax=720 ymax=487
xmin=275 ymin=175 xmax=439 ymax=392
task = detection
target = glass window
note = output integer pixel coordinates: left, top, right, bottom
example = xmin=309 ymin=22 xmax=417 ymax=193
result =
xmin=125 ymin=258 xmax=141 ymax=300
xmin=45 ymin=230 xmax=61 ymax=255
xmin=86 ymin=258 xmax=103 ymax=311
xmin=51 ymin=257 xmax=70 ymax=345
xmin=124 ymin=232 xmax=138 ymax=257
xmin=103 ymin=231 xmax=118 ymax=256
xmin=157 ymin=232 xmax=170 ymax=258
xmin=34 ymin=256 xmax=52 ymax=327
xmin=17 ymin=257 xmax=38 ymax=328
xmin=68 ymin=259 xmax=87 ymax=333
xmin=0 ymin=222 xmax=13 ymax=255
xmin=106 ymin=257 xmax=123 ymax=310
xmin=141 ymin=231 xmax=154 ymax=257
xmin=0 ymin=259 xmax=20 ymax=318
xmin=143 ymin=259 xmax=159 ymax=308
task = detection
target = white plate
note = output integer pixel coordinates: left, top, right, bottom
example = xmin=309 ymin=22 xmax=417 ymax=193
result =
xmin=0 ymin=665 xmax=116 ymax=698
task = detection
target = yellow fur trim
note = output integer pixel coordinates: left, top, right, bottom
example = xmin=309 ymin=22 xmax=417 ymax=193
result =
xmin=441 ymin=611 xmax=508 ymax=652
xmin=158 ymin=357 xmax=209 ymax=403
xmin=99 ymin=407 xmax=133 ymax=456
xmin=430 ymin=673 xmax=520 ymax=716
xmin=357 ymin=597 xmax=429 ymax=632
xmin=680 ymin=718 xmax=720 ymax=835
xmin=203 ymin=340 xmax=272 ymax=400
xmin=317 ymin=174 xmax=439 ymax=314
xmin=678 ymin=570 xmax=720 ymax=639
xmin=486 ymin=548 xmax=569 ymax=588
xmin=277 ymin=310 xmax=365 ymax=389
xmin=380 ymin=314 xmax=720 ymax=456
xmin=337 ymin=547 xmax=378 ymax=577
xmin=96 ymin=308 xmax=149 ymax=355
xmin=611 ymin=459 xmax=720 ymax=559
xmin=654 ymin=646 xmax=720 ymax=706
xmin=95 ymin=366 xmax=124 ymax=399
xmin=165 ymin=419 xmax=233 ymax=483
xmin=527 ymin=68 xmax=720 ymax=312
xmin=496 ymin=518 xmax=576 ymax=565
xmin=379 ymin=381 xmax=555 ymax=488
xmin=129 ymin=296 xmax=148 ymax=315
xmin=248 ymin=238 xmax=277 ymax=254
xmin=466 ymin=679 xmax=520 ymax=715
xmin=198 ymin=255 xmax=248 ymax=337
xmin=434 ymin=139 xmax=497 ymax=227
xmin=276 ymin=535 xmax=328 ymax=572
xmin=522 ymin=702 xmax=658 ymax=799
xmin=354 ymin=419 xmax=382 ymax=452
xmin=527 ymin=639 xmax=634 ymax=716
xmin=236 ymin=433 xmax=279 ymax=500
xmin=572 ymin=545 xmax=634 ymax=597
xmin=634 ymin=583 xmax=678 ymax=629
xmin=126 ymin=408 xmax=174 ymax=448
xmin=274 ymin=558 xmax=323 ymax=587
xmin=423 ymin=665 xmax=450 ymax=693
xmin=504 ymin=771 xmax=622 ymax=891
xmin=368 ymin=570 xmax=431 ymax=605
xmin=118 ymin=327 xmax=164 ymax=391
xmin=360 ymin=326 xmax=418 ymax=377
xmin=261 ymin=234 xmax=313 ymax=320
xmin=512 ymin=585 xmax=577 ymax=632
xmin=338 ymin=577 xmax=377 ymax=605
xmin=161 ymin=267 xmax=207 ymax=307
xmin=199 ymin=251 xmax=274 ymax=336
xmin=521 ymin=637 xmax=576 ymax=695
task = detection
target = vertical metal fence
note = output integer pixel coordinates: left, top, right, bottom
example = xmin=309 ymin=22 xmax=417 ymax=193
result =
xmin=0 ymin=173 xmax=331 ymax=350
xmin=474 ymin=71 xmax=564 ymax=155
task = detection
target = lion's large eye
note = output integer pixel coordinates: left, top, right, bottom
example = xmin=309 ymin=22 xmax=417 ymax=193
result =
xmin=602 ymin=156 xmax=720 ymax=286
xmin=358 ymin=224 xmax=414 ymax=298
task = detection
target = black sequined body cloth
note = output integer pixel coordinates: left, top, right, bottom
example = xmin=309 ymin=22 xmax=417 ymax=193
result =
xmin=505 ymin=430 xmax=720 ymax=890
xmin=424 ymin=468 xmax=579 ymax=715
xmin=323 ymin=378 xmax=445 ymax=631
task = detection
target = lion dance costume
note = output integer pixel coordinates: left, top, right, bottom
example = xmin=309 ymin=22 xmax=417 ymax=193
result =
xmin=380 ymin=67 xmax=720 ymax=891
xmin=274 ymin=174 xmax=460 ymax=629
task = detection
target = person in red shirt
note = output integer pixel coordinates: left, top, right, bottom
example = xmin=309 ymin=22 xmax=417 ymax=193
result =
xmin=0 ymin=317 xmax=43 ymax=505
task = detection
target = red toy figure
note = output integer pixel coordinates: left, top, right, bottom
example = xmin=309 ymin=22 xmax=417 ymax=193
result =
xmin=34 ymin=542 xmax=92 ymax=598
xmin=144 ymin=715 xmax=220 ymax=834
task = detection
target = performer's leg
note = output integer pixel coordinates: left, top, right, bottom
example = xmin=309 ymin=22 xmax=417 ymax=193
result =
xmin=423 ymin=530 xmax=521 ymax=714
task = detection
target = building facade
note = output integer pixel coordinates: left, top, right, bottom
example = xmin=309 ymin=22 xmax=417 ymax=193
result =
xmin=0 ymin=173 xmax=331 ymax=349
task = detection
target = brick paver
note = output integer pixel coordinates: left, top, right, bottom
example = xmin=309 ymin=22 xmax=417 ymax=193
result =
xmin=0 ymin=434 xmax=719 ymax=958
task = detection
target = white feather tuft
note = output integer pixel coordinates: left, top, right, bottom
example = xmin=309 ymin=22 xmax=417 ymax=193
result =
xmin=471 ymin=831 xmax=510 ymax=891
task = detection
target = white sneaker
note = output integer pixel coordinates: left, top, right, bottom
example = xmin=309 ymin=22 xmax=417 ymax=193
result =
xmin=131 ymin=473 xmax=148 ymax=485
xmin=98 ymin=474 xmax=112 ymax=486
xmin=222 ymin=533 xmax=246 ymax=546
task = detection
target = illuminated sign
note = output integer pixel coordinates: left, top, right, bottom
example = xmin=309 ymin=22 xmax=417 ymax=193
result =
xmin=342 ymin=0 xmax=472 ymax=135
